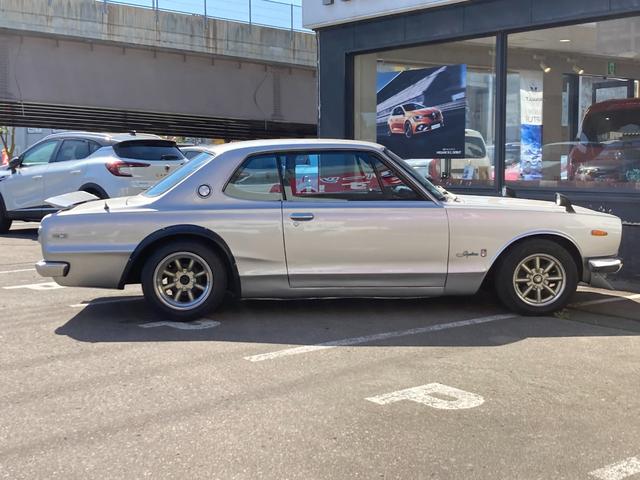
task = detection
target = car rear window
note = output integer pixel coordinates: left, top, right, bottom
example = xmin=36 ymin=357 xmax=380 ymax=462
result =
xmin=114 ymin=140 xmax=186 ymax=161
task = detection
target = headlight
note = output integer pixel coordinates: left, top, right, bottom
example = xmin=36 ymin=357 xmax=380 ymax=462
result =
xmin=413 ymin=115 xmax=424 ymax=120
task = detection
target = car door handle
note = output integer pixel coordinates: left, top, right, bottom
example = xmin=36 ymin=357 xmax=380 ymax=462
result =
xmin=290 ymin=213 xmax=314 ymax=222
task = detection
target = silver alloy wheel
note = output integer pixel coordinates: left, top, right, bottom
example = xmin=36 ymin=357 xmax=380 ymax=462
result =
xmin=512 ymin=253 xmax=566 ymax=307
xmin=153 ymin=251 xmax=213 ymax=311
xmin=404 ymin=122 xmax=413 ymax=138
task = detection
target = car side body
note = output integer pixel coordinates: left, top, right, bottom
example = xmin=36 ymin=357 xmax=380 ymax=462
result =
xmin=36 ymin=139 xmax=622 ymax=319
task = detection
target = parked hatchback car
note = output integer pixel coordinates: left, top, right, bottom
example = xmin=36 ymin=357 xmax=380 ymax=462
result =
xmin=37 ymin=139 xmax=622 ymax=320
xmin=0 ymin=131 xmax=186 ymax=232
xmin=387 ymin=103 xmax=444 ymax=138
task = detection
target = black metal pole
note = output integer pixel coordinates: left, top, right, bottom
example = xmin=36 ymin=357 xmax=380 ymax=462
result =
xmin=494 ymin=32 xmax=508 ymax=197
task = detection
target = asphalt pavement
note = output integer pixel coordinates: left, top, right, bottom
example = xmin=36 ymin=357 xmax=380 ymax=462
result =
xmin=1 ymin=222 xmax=639 ymax=479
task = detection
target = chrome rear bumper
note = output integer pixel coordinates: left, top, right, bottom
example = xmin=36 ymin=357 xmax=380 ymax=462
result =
xmin=35 ymin=260 xmax=69 ymax=278
xmin=588 ymin=258 xmax=622 ymax=274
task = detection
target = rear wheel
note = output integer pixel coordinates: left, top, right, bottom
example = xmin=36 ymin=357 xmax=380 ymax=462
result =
xmin=141 ymin=241 xmax=228 ymax=321
xmin=495 ymin=239 xmax=578 ymax=316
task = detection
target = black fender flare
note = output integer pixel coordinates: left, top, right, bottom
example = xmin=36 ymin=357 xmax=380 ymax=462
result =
xmin=117 ymin=224 xmax=241 ymax=296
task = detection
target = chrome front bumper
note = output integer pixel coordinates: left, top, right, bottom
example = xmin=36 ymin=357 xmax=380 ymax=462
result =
xmin=588 ymin=258 xmax=623 ymax=274
xmin=35 ymin=260 xmax=69 ymax=278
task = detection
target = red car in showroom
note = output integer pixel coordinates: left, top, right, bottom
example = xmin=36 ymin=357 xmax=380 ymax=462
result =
xmin=569 ymin=98 xmax=640 ymax=183
xmin=387 ymin=103 xmax=444 ymax=139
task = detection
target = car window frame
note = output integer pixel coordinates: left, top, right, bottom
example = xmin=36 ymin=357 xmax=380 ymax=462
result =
xmin=277 ymin=149 xmax=434 ymax=203
xmin=223 ymin=153 xmax=285 ymax=202
xmin=20 ymin=139 xmax=61 ymax=167
xmin=52 ymin=138 xmax=92 ymax=163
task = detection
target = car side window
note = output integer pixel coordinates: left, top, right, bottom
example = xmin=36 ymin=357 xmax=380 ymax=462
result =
xmin=88 ymin=141 xmax=102 ymax=155
xmin=283 ymin=150 xmax=425 ymax=202
xmin=21 ymin=140 xmax=59 ymax=166
xmin=54 ymin=139 xmax=91 ymax=162
xmin=392 ymin=107 xmax=403 ymax=116
xmin=224 ymin=154 xmax=282 ymax=201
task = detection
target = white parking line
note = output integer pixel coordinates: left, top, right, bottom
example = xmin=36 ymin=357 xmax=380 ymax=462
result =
xmin=590 ymin=457 xmax=640 ymax=480
xmin=244 ymin=314 xmax=516 ymax=362
xmin=366 ymin=383 xmax=485 ymax=410
xmin=0 ymin=268 xmax=36 ymax=274
xmin=69 ymin=297 xmax=142 ymax=308
xmin=3 ymin=282 xmax=64 ymax=291
xmin=139 ymin=320 xmax=220 ymax=330
xmin=571 ymin=294 xmax=640 ymax=308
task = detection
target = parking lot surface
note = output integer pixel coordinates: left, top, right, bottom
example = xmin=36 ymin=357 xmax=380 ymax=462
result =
xmin=1 ymin=222 xmax=639 ymax=479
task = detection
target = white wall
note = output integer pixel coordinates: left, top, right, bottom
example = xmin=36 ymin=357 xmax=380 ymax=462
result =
xmin=302 ymin=0 xmax=469 ymax=29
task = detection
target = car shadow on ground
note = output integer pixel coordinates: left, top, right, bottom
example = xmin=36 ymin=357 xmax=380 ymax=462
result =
xmin=54 ymin=290 xmax=640 ymax=348
xmin=0 ymin=227 xmax=38 ymax=241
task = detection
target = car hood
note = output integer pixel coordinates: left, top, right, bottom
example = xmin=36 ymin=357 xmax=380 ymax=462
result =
xmin=450 ymin=194 xmax=611 ymax=217
xmin=411 ymin=108 xmax=439 ymax=116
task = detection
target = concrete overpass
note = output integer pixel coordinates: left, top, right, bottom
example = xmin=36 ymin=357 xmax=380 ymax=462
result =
xmin=0 ymin=0 xmax=318 ymax=139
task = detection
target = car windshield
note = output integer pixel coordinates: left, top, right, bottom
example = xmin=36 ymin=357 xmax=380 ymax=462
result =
xmin=384 ymin=149 xmax=446 ymax=201
xmin=143 ymin=152 xmax=213 ymax=197
xmin=403 ymin=103 xmax=425 ymax=112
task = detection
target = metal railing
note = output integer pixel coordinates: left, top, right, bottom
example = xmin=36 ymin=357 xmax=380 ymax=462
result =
xmin=99 ymin=0 xmax=311 ymax=32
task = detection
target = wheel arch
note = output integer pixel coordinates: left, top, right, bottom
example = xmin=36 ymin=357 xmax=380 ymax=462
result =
xmin=79 ymin=183 xmax=109 ymax=199
xmin=481 ymin=232 xmax=584 ymax=290
xmin=118 ymin=225 xmax=241 ymax=297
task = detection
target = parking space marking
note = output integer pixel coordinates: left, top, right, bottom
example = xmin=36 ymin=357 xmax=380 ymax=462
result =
xmin=69 ymin=297 xmax=142 ymax=308
xmin=590 ymin=457 xmax=640 ymax=480
xmin=3 ymin=282 xmax=64 ymax=291
xmin=244 ymin=313 xmax=516 ymax=362
xmin=139 ymin=319 xmax=220 ymax=330
xmin=572 ymin=294 xmax=640 ymax=308
xmin=366 ymin=383 xmax=485 ymax=410
xmin=0 ymin=268 xmax=36 ymax=274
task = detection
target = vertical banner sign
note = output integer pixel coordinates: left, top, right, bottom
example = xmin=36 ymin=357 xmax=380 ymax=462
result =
xmin=376 ymin=64 xmax=467 ymax=159
xmin=519 ymin=71 xmax=544 ymax=180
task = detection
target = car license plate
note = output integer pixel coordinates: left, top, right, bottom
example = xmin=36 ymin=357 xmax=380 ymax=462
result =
xmin=431 ymin=123 xmax=441 ymax=130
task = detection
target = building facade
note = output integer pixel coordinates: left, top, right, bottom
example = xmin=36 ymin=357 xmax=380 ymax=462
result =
xmin=304 ymin=0 xmax=640 ymax=280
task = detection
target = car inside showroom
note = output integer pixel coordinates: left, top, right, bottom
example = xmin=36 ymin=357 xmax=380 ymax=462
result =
xmin=305 ymin=0 xmax=640 ymax=281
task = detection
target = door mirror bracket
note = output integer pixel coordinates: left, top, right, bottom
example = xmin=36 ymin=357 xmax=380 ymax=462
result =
xmin=8 ymin=157 xmax=21 ymax=173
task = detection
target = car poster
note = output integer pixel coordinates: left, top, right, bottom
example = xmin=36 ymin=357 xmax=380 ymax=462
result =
xmin=376 ymin=64 xmax=467 ymax=159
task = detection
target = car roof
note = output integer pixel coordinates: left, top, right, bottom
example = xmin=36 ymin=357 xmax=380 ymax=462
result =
xmin=203 ymin=138 xmax=386 ymax=156
xmin=42 ymin=131 xmax=163 ymax=146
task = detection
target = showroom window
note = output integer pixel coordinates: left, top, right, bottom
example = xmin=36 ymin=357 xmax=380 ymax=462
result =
xmin=353 ymin=37 xmax=497 ymax=187
xmin=506 ymin=17 xmax=640 ymax=191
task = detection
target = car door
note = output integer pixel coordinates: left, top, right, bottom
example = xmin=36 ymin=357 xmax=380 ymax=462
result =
xmin=44 ymin=139 xmax=97 ymax=202
xmin=281 ymin=149 xmax=449 ymax=288
xmin=1 ymin=139 xmax=59 ymax=214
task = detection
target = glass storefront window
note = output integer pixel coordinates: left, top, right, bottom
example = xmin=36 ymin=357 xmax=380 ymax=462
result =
xmin=506 ymin=17 xmax=640 ymax=190
xmin=353 ymin=38 xmax=497 ymax=187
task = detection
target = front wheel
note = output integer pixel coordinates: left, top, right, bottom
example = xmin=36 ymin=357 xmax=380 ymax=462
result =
xmin=0 ymin=196 xmax=12 ymax=234
xmin=141 ymin=241 xmax=228 ymax=321
xmin=404 ymin=121 xmax=413 ymax=139
xmin=495 ymin=239 xmax=578 ymax=316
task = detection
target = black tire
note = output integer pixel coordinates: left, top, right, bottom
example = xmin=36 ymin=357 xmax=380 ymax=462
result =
xmin=494 ymin=239 xmax=578 ymax=316
xmin=386 ymin=124 xmax=393 ymax=137
xmin=141 ymin=240 xmax=228 ymax=321
xmin=0 ymin=195 xmax=12 ymax=234
xmin=81 ymin=185 xmax=108 ymax=200
xmin=404 ymin=121 xmax=413 ymax=139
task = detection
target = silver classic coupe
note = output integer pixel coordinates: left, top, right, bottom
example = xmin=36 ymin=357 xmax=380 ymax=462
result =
xmin=36 ymin=139 xmax=622 ymax=320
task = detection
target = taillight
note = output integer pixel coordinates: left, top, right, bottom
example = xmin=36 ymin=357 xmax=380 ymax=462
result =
xmin=106 ymin=160 xmax=150 ymax=177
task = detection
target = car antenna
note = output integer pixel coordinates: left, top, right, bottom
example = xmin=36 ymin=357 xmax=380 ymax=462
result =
xmin=130 ymin=130 xmax=136 ymax=136
xmin=104 ymin=201 xmax=110 ymax=212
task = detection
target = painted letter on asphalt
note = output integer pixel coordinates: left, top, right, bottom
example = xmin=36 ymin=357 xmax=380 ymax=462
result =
xmin=366 ymin=383 xmax=484 ymax=410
